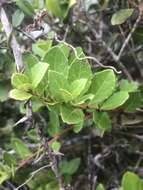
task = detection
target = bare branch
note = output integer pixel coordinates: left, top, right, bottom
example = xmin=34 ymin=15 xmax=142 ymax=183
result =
xmin=117 ymin=11 xmax=142 ymax=61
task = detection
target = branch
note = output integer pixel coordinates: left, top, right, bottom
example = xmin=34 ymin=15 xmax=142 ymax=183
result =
xmin=0 ymin=6 xmax=23 ymax=72
xmin=117 ymin=11 xmax=142 ymax=61
xmin=16 ymin=125 xmax=74 ymax=170
xmin=55 ymin=35 xmax=121 ymax=74
xmin=15 ymin=164 xmax=51 ymax=190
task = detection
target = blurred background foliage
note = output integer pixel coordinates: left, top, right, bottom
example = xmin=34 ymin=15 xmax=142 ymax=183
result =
xmin=0 ymin=0 xmax=143 ymax=189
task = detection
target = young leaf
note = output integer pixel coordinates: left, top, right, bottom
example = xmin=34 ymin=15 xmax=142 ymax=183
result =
xmin=111 ymin=9 xmax=134 ymax=25
xmin=121 ymin=171 xmax=143 ymax=190
xmin=72 ymin=93 xmax=94 ymax=105
xmin=93 ymin=111 xmax=112 ymax=132
xmin=48 ymin=70 xmax=72 ymax=102
xmin=96 ymin=184 xmax=105 ymax=190
xmin=50 ymin=141 xmax=61 ymax=152
xmin=11 ymin=138 xmax=31 ymax=159
xmin=11 ymin=73 xmax=30 ymax=90
xmin=0 ymin=165 xmax=11 ymax=185
xmin=89 ymin=69 xmax=116 ymax=105
xmin=60 ymin=105 xmax=84 ymax=124
xmin=70 ymin=78 xmax=88 ymax=98
xmin=43 ymin=46 xmax=68 ymax=76
xmin=101 ymin=91 xmax=129 ymax=110
xmin=32 ymin=39 xmax=53 ymax=58
xmin=9 ymin=89 xmax=32 ymax=101
xmin=31 ymin=62 xmax=49 ymax=88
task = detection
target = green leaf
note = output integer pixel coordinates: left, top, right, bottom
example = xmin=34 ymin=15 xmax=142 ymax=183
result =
xmin=73 ymin=120 xmax=84 ymax=133
xmin=93 ymin=111 xmax=112 ymax=132
xmin=70 ymin=79 xmax=88 ymax=98
xmin=9 ymin=89 xmax=32 ymax=101
xmin=59 ymin=158 xmax=81 ymax=175
xmin=124 ymin=91 xmax=143 ymax=113
xmin=11 ymin=73 xmax=31 ymax=90
xmin=111 ymin=9 xmax=134 ymax=25
xmin=3 ymin=152 xmax=17 ymax=167
xmin=101 ymin=91 xmax=129 ymax=110
xmin=46 ymin=0 xmax=63 ymax=19
xmin=31 ymin=97 xmax=43 ymax=112
xmin=72 ymin=93 xmax=94 ymax=105
xmin=50 ymin=141 xmax=61 ymax=152
xmin=31 ymin=62 xmax=49 ymax=88
xmin=11 ymin=138 xmax=31 ymax=159
xmin=89 ymin=69 xmax=116 ymax=105
xmin=120 ymin=79 xmax=138 ymax=93
xmin=43 ymin=46 xmax=68 ymax=76
xmin=48 ymin=111 xmax=60 ymax=137
xmin=122 ymin=171 xmax=143 ymax=190
xmin=0 ymin=81 xmax=11 ymax=102
xmin=16 ymin=0 xmax=34 ymax=16
xmin=58 ymin=43 xmax=70 ymax=58
xmin=0 ymin=164 xmax=11 ymax=185
xmin=48 ymin=70 xmax=72 ymax=102
xmin=68 ymin=48 xmax=92 ymax=95
xmin=23 ymin=53 xmax=38 ymax=70
xmin=68 ymin=49 xmax=92 ymax=82
xmin=32 ymin=39 xmax=53 ymax=58
xmin=96 ymin=184 xmax=105 ymax=190
xmin=12 ymin=9 xmax=24 ymax=27
xmin=60 ymin=105 xmax=84 ymax=124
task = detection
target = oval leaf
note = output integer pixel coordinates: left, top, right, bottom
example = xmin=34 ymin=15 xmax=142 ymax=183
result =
xmin=93 ymin=111 xmax=112 ymax=132
xmin=96 ymin=184 xmax=105 ymax=190
xmin=11 ymin=73 xmax=30 ymax=90
xmin=31 ymin=62 xmax=49 ymax=88
xmin=89 ymin=69 xmax=116 ymax=105
xmin=101 ymin=91 xmax=129 ymax=110
xmin=11 ymin=138 xmax=31 ymax=159
xmin=48 ymin=70 xmax=72 ymax=102
xmin=60 ymin=105 xmax=84 ymax=124
xmin=70 ymin=78 xmax=88 ymax=98
xmin=43 ymin=46 xmax=68 ymax=76
xmin=122 ymin=171 xmax=143 ymax=190
xmin=9 ymin=89 xmax=32 ymax=101
xmin=111 ymin=9 xmax=134 ymax=25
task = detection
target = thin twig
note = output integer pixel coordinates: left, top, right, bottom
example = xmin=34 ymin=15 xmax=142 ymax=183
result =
xmin=55 ymin=35 xmax=121 ymax=74
xmin=101 ymin=40 xmax=133 ymax=81
xmin=0 ymin=7 xmax=23 ymax=72
xmin=14 ymin=164 xmax=51 ymax=190
xmin=0 ymin=6 xmax=33 ymax=125
xmin=117 ymin=11 xmax=142 ymax=60
xmin=17 ymin=125 xmax=73 ymax=170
